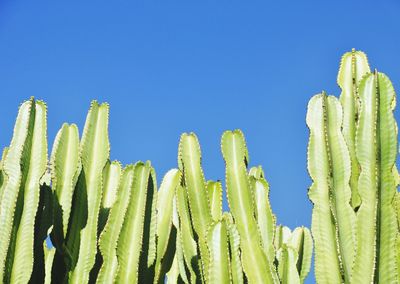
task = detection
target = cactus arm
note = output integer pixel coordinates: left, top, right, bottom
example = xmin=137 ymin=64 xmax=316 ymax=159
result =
xmin=176 ymin=184 xmax=201 ymax=283
xmin=338 ymin=49 xmax=370 ymax=208
xmin=0 ymin=99 xmax=34 ymax=281
xmin=178 ymin=133 xmax=211 ymax=278
xmin=352 ymin=72 xmax=399 ymax=283
xmin=68 ymin=101 xmax=110 ymax=283
xmin=206 ymin=219 xmax=230 ymax=284
xmin=289 ymin=227 xmax=313 ymax=283
xmin=352 ymin=72 xmax=379 ymax=282
xmin=50 ymin=123 xmax=81 ymax=246
xmin=277 ymin=245 xmax=301 ymax=284
xmin=376 ymin=73 xmax=398 ymax=282
xmin=98 ymin=160 xmax=122 ymax=232
xmin=225 ymin=213 xmax=244 ymax=284
xmin=178 ymin=133 xmax=212 ymax=234
xmin=206 ymin=181 xmax=222 ymax=221
xmin=91 ymin=159 xmax=122 ymax=281
xmin=63 ymin=168 xmax=88 ymax=278
xmin=324 ymin=95 xmax=356 ymax=280
xmin=249 ymin=172 xmax=276 ymax=261
xmin=274 ymin=225 xmax=292 ymax=251
xmin=6 ymin=100 xmax=47 ymax=283
xmin=96 ymin=165 xmax=134 ymax=283
xmin=154 ymin=169 xmax=182 ymax=283
xmin=142 ymin=167 xmax=158 ymax=273
xmin=101 ymin=160 xmax=122 ymax=209
xmin=221 ymin=130 xmax=278 ymax=283
xmin=306 ymin=95 xmax=342 ymax=283
xmin=115 ymin=161 xmax=153 ymax=283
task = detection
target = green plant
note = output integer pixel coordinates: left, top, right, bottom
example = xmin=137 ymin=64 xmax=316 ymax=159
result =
xmin=0 ymin=98 xmax=311 ymax=283
xmin=175 ymin=131 xmax=312 ymax=283
xmin=307 ymin=49 xmax=400 ymax=283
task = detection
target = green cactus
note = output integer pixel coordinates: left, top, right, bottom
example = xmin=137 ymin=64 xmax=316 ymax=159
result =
xmin=206 ymin=216 xmax=230 ymax=284
xmin=0 ymin=98 xmax=48 ymax=283
xmin=175 ymin=182 xmax=201 ymax=283
xmin=338 ymin=49 xmax=370 ymax=209
xmin=65 ymin=101 xmax=110 ymax=283
xmin=206 ymin=181 xmax=222 ymax=222
xmin=50 ymin=123 xmax=81 ymax=249
xmin=115 ymin=161 xmax=157 ymax=283
xmin=154 ymin=169 xmax=181 ymax=283
xmin=249 ymin=166 xmax=276 ymax=261
xmin=221 ymin=130 xmax=279 ymax=283
xmin=0 ymin=95 xmax=314 ymax=283
xmin=178 ymin=133 xmax=212 ymax=282
xmin=225 ymin=212 xmax=244 ymax=284
xmin=308 ymin=50 xmax=400 ymax=283
xmin=96 ymin=164 xmax=133 ymax=283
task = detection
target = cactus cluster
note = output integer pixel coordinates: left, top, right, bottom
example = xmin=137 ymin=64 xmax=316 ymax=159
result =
xmin=1 ymin=49 xmax=398 ymax=284
xmin=0 ymin=98 xmax=311 ymax=283
xmin=307 ymin=49 xmax=400 ymax=283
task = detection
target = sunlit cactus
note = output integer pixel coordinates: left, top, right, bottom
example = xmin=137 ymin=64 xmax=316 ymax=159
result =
xmin=0 ymin=98 xmax=312 ymax=284
xmin=307 ymin=49 xmax=400 ymax=283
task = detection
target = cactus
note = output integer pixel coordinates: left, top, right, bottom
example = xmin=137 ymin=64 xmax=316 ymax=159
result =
xmin=221 ymin=130 xmax=279 ymax=283
xmin=95 ymin=164 xmax=132 ymax=283
xmin=338 ymin=49 xmax=370 ymax=209
xmin=0 ymin=98 xmax=48 ymax=283
xmin=50 ymin=123 xmax=81 ymax=250
xmin=308 ymin=50 xmax=400 ymax=283
xmin=178 ymin=133 xmax=212 ymax=282
xmin=206 ymin=215 xmax=230 ymax=284
xmin=154 ymin=169 xmax=181 ymax=283
xmin=115 ymin=161 xmax=158 ymax=283
xmin=0 ymin=95 xmax=313 ymax=283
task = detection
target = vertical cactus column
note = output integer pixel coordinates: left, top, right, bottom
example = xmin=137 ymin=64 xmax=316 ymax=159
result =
xmin=154 ymin=169 xmax=182 ymax=283
xmin=50 ymin=123 xmax=81 ymax=251
xmin=307 ymin=93 xmax=355 ymax=282
xmin=175 ymin=183 xmax=201 ymax=283
xmin=65 ymin=101 xmax=110 ymax=284
xmin=352 ymin=72 xmax=398 ymax=283
xmin=206 ymin=215 xmax=230 ymax=284
xmin=96 ymin=165 xmax=133 ymax=283
xmin=115 ymin=161 xmax=157 ymax=284
xmin=206 ymin=181 xmax=222 ymax=222
xmin=338 ymin=49 xmax=370 ymax=209
xmin=249 ymin=166 xmax=276 ymax=261
xmin=0 ymin=98 xmax=48 ymax=283
xmin=225 ymin=213 xmax=244 ymax=284
xmin=221 ymin=130 xmax=279 ymax=283
xmin=98 ymin=160 xmax=122 ymax=233
xmin=178 ymin=133 xmax=212 ymax=282
xmin=169 ymin=194 xmax=191 ymax=284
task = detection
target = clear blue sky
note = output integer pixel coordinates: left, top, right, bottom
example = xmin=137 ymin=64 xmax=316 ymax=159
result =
xmin=1 ymin=1 xmax=399 ymax=283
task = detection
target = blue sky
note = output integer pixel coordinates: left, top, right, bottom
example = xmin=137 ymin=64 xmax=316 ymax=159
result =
xmin=1 ymin=1 xmax=399 ymax=282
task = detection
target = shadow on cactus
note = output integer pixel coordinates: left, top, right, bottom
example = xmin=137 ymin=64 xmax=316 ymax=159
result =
xmin=0 ymin=98 xmax=311 ymax=283
xmin=1 ymin=48 xmax=397 ymax=284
